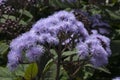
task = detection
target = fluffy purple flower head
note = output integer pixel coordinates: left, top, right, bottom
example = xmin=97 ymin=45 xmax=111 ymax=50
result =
xmin=76 ymin=32 xmax=111 ymax=67
xmin=7 ymin=31 xmax=44 ymax=71
xmin=7 ymin=50 xmax=22 ymax=71
xmin=38 ymin=33 xmax=59 ymax=45
xmin=76 ymin=21 xmax=89 ymax=38
xmin=89 ymin=32 xmax=111 ymax=55
xmin=76 ymin=42 xmax=89 ymax=59
xmin=26 ymin=45 xmax=44 ymax=62
xmin=10 ymin=32 xmax=38 ymax=50
xmin=89 ymin=43 xmax=108 ymax=67
xmin=30 ymin=10 xmax=89 ymax=46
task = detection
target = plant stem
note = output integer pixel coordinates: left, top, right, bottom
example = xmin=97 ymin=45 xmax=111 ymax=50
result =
xmin=55 ymin=40 xmax=62 ymax=80
xmin=55 ymin=52 xmax=61 ymax=80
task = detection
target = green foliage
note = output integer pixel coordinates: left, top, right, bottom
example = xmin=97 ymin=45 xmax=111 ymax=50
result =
xmin=0 ymin=42 xmax=8 ymax=55
xmin=44 ymin=63 xmax=56 ymax=80
xmin=19 ymin=9 xmax=33 ymax=23
xmin=0 ymin=67 xmax=14 ymax=80
xmin=0 ymin=64 xmax=28 ymax=80
xmin=24 ymin=63 xmax=38 ymax=80
xmin=43 ymin=59 xmax=54 ymax=75
xmin=85 ymin=64 xmax=111 ymax=74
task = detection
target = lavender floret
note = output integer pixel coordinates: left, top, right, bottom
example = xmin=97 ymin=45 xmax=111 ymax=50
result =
xmin=7 ymin=50 xmax=22 ymax=71
xmin=76 ymin=42 xmax=89 ymax=59
xmin=26 ymin=45 xmax=44 ymax=62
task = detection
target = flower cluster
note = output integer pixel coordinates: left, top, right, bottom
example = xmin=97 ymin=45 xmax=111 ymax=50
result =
xmin=76 ymin=30 xmax=111 ymax=67
xmin=7 ymin=10 xmax=111 ymax=71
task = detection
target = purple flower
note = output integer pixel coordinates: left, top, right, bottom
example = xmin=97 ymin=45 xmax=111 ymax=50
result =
xmin=30 ymin=10 xmax=88 ymax=45
xmin=76 ymin=33 xmax=111 ymax=67
xmin=76 ymin=42 xmax=89 ymax=59
xmin=7 ymin=50 xmax=22 ymax=71
xmin=0 ymin=0 xmax=6 ymax=4
xmin=76 ymin=21 xmax=89 ymax=38
xmin=112 ymin=77 xmax=120 ymax=80
xmin=7 ymin=10 xmax=111 ymax=71
xmin=38 ymin=33 xmax=59 ymax=45
xmin=90 ymin=43 xmax=108 ymax=67
xmin=90 ymin=33 xmax=111 ymax=55
xmin=26 ymin=45 xmax=44 ymax=62
xmin=10 ymin=32 xmax=38 ymax=50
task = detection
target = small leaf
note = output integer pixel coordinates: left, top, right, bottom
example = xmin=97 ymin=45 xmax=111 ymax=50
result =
xmin=44 ymin=63 xmax=56 ymax=80
xmin=19 ymin=9 xmax=33 ymax=23
xmin=96 ymin=67 xmax=111 ymax=74
xmin=62 ymin=49 xmax=78 ymax=61
xmin=0 ymin=67 xmax=14 ymax=80
xmin=19 ymin=9 xmax=33 ymax=19
xmin=24 ymin=63 xmax=38 ymax=80
xmin=14 ymin=64 xmax=28 ymax=77
xmin=62 ymin=49 xmax=77 ymax=56
xmin=50 ymin=49 xmax=57 ymax=58
xmin=105 ymin=9 xmax=120 ymax=20
xmin=0 ymin=42 xmax=9 ymax=55
xmin=2 ymin=14 xmax=16 ymax=20
xmin=42 ymin=59 xmax=54 ymax=75
xmin=85 ymin=64 xmax=111 ymax=74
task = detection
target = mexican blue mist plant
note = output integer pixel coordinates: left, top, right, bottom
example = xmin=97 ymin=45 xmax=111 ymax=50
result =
xmin=7 ymin=10 xmax=111 ymax=80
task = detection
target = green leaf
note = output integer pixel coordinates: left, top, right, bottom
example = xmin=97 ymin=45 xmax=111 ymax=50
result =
xmin=0 ymin=67 xmax=14 ymax=80
xmin=105 ymin=9 xmax=120 ymax=20
xmin=50 ymin=49 xmax=57 ymax=59
xmin=62 ymin=49 xmax=77 ymax=56
xmin=2 ymin=14 xmax=16 ymax=20
xmin=49 ymin=0 xmax=78 ymax=8
xmin=85 ymin=64 xmax=111 ymax=74
xmin=83 ymin=65 xmax=94 ymax=79
xmin=14 ymin=64 xmax=28 ymax=77
xmin=96 ymin=67 xmax=111 ymax=74
xmin=19 ymin=20 xmax=27 ymax=25
xmin=24 ymin=63 xmax=38 ymax=80
xmin=0 ymin=42 xmax=9 ymax=55
xmin=42 ymin=59 xmax=54 ymax=75
xmin=19 ymin=9 xmax=33 ymax=18
xmin=0 ymin=18 xmax=6 ymax=23
xmin=19 ymin=9 xmax=33 ymax=22
xmin=60 ymin=67 xmax=69 ymax=80
xmin=62 ymin=49 xmax=78 ymax=61
xmin=44 ymin=63 xmax=56 ymax=80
